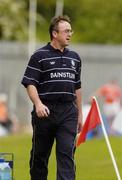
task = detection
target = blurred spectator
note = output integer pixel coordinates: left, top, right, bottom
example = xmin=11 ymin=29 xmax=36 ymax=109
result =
xmin=93 ymin=79 xmax=122 ymax=134
xmin=112 ymin=109 xmax=122 ymax=135
xmin=0 ymin=93 xmax=19 ymax=137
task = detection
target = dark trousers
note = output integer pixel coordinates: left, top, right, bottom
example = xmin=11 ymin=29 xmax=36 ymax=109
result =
xmin=30 ymin=101 xmax=78 ymax=180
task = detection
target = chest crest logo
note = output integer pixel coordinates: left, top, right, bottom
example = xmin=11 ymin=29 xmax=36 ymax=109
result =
xmin=71 ymin=60 xmax=76 ymax=69
xmin=71 ymin=60 xmax=75 ymax=66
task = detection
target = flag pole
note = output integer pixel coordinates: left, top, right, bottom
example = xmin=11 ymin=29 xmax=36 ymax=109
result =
xmin=93 ymin=96 xmax=121 ymax=180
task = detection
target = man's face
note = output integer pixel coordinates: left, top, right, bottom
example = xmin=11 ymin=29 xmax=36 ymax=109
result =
xmin=53 ymin=21 xmax=73 ymax=47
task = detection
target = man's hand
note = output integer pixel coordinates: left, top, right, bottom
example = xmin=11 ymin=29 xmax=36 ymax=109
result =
xmin=35 ymin=102 xmax=50 ymax=118
xmin=26 ymin=85 xmax=50 ymax=118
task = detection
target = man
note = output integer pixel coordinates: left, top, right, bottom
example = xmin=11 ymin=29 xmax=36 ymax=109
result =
xmin=22 ymin=15 xmax=82 ymax=180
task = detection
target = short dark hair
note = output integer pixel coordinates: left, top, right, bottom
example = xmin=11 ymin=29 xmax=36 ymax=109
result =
xmin=49 ymin=15 xmax=71 ymax=40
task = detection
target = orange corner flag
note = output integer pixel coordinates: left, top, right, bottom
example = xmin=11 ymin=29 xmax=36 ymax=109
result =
xmin=76 ymin=97 xmax=101 ymax=147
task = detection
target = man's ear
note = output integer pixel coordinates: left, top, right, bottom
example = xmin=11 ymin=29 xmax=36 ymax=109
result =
xmin=52 ymin=31 xmax=57 ymax=38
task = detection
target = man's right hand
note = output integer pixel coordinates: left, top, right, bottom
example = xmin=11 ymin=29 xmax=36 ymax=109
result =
xmin=35 ymin=102 xmax=50 ymax=118
xmin=26 ymin=85 xmax=50 ymax=118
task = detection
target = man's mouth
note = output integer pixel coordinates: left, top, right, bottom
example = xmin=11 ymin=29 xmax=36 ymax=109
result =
xmin=66 ymin=38 xmax=70 ymax=41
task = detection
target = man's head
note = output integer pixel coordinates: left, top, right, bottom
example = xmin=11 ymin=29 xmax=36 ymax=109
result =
xmin=49 ymin=15 xmax=73 ymax=47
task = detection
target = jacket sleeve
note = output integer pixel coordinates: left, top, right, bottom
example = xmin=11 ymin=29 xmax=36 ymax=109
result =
xmin=21 ymin=53 xmax=42 ymax=88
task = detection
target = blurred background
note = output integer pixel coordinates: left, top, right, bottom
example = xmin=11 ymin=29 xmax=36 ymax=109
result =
xmin=0 ymin=0 xmax=122 ymax=135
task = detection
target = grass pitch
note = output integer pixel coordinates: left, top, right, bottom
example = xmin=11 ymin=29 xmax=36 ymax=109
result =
xmin=0 ymin=133 xmax=122 ymax=180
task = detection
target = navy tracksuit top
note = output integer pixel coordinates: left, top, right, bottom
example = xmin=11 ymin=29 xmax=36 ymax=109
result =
xmin=21 ymin=43 xmax=82 ymax=102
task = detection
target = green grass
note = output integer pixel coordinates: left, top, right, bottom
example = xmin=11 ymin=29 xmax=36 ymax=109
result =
xmin=0 ymin=134 xmax=122 ymax=180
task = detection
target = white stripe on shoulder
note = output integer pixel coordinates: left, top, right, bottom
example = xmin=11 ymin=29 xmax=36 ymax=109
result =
xmin=62 ymin=56 xmax=80 ymax=62
xmin=39 ymin=56 xmax=61 ymax=62
xmin=24 ymin=76 xmax=39 ymax=83
xmin=28 ymin=65 xmax=42 ymax=72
